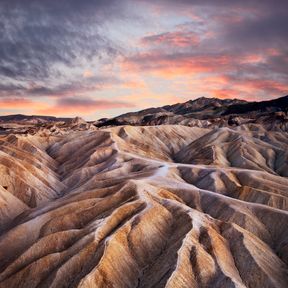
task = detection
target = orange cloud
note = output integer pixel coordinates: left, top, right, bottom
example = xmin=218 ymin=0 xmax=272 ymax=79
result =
xmin=241 ymin=54 xmax=265 ymax=64
xmin=122 ymin=52 xmax=239 ymax=78
xmin=141 ymin=31 xmax=200 ymax=48
xmin=122 ymin=92 xmax=179 ymax=106
xmin=212 ymin=89 xmax=242 ymax=99
xmin=241 ymin=79 xmax=288 ymax=94
xmin=211 ymin=79 xmax=288 ymax=101
xmin=0 ymin=98 xmax=48 ymax=110
xmin=120 ymin=80 xmax=147 ymax=89
xmin=267 ymin=48 xmax=282 ymax=56
xmin=38 ymin=106 xmax=97 ymax=116
xmin=82 ymin=70 xmax=94 ymax=78
xmin=36 ymin=97 xmax=135 ymax=116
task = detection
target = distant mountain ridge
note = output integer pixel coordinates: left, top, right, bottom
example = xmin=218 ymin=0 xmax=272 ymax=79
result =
xmin=223 ymin=95 xmax=288 ymax=115
xmin=0 ymin=114 xmax=71 ymax=123
xmin=161 ymin=96 xmax=247 ymax=115
xmin=96 ymin=95 xmax=288 ymax=128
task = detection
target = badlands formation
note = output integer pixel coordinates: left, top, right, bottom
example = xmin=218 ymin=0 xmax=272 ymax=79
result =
xmin=0 ymin=97 xmax=288 ymax=287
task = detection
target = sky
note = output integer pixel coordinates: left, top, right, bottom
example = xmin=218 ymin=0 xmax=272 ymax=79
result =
xmin=0 ymin=0 xmax=287 ymax=120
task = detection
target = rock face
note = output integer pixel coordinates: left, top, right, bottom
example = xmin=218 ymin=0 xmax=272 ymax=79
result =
xmin=0 ymin=120 xmax=287 ymax=288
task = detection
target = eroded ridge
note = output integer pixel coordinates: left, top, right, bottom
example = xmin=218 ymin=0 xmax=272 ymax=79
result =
xmin=0 ymin=125 xmax=287 ymax=288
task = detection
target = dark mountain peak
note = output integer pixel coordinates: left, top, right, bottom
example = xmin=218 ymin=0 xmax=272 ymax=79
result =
xmin=95 ymin=94 xmax=288 ymax=128
xmin=185 ymin=96 xmax=246 ymax=107
xmin=223 ymin=94 xmax=288 ymax=115
xmin=188 ymin=96 xmax=214 ymax=103
xmin=164 ymin=96 xmax=247 ymax=115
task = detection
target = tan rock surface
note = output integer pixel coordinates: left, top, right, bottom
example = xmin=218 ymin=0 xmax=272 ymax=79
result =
xmin=0 ymin=124 xmax=287 ymax=287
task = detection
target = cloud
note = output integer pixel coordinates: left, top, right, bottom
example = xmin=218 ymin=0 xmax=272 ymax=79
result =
xmin=141 ymin=31 xmax=200 ymax=48
xmin=57 ymin=97 xmax=135 ymax=109
xmin=37 ymin=96 xmax=135 ymax=116
xmin=0 ymin=75 xmax=122 ymax=99
xmin=0 ymin=97 xmax=48 ymax=110
xmin=121 ymin=0 xmax=288 ymax=100
xmin=142 ymin=0 xmax=288 ymax=51
xmin=139 ymin=0 xmax=288 ymax=9
xmin=123 ymin=51 xmax=243 ymax=77
xmin=220 ymin=10 xmax=288 ymax=51
xmin=0 ymin=0 xmax=125 ymax=96
xmin=123 ymin=46 xmax=288 ymax=100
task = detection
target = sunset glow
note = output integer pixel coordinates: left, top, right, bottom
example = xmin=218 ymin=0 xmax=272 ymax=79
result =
xmin=0 ymin=0 xmax=287 ymax=119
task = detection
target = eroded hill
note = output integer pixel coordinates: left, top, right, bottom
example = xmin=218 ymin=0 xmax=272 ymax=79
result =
xmin=0 ymin=121 xmax=287 ymax=287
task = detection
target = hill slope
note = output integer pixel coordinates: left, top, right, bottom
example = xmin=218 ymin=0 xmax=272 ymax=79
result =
xmin=0 ymin=117 xmax=287 ymax=287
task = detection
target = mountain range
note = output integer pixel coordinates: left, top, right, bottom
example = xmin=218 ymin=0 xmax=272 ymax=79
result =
xmin=96 ymin=95 xmax=288 ymax=129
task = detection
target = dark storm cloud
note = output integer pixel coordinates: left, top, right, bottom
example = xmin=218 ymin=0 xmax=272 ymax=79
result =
xmin=27 ymin=75 xmax=121 ymax=95
xmin=223 ymin=13 xmax=288 ymax=49
xmin=0 ymin=75 xmax=121 ymax=98
xmin=142 ymin=0 xmax=288 ymax=49
xmin=0 ymin=0 xmax=124 ymax=91
xmin=140 ymin=0 xmax=288 ymax=9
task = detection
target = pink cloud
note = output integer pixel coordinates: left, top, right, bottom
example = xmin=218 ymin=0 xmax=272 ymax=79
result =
xmin=141 ymin=31 xmax=200 ymax=48
xmin=0 ymin=98 xmax=48 ymax=110
xmin=36 ymin=97 xmax=135 ymax=116
xmin=122 ymin=51 xmax=236 ymax=78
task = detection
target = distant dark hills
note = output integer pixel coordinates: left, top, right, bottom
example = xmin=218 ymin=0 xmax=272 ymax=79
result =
xmin=0 ymin=114 xmax=70 ymax=124
xmin=95 ymin=95 xmax=288 ymax=128
xmin=222 ymin=95 xmax=288 ymax=115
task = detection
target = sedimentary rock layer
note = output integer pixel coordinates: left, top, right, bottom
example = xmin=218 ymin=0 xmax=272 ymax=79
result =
xmin=0 ymin=124 xmax=287 ymax=287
